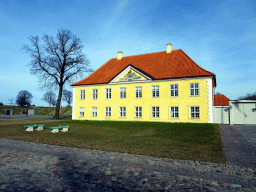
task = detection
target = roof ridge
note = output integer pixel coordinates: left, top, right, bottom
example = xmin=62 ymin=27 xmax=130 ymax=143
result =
xmin=112 ymin=49 xmax=181 ymax=59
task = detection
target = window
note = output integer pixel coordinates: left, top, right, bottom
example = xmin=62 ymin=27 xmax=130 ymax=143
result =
xmin=190 ymin=83 xmax=199 ymax=96
xmin=191 ymin=106 xmax=200 ymax=119
xmin=120 ymin=87 xmax=126 ymax=99
xmin=135 ymin=86 xmax=142 ymax=98
xmin=92 ymin=89 xmax=98 ymax=99
xmin=170 ymin=84 xmax=178 ymax=97
xmin=152 ymin=106 xmax=159 ymax=118
xmin=135 ymin=107 xmax=142 ymax=117
xmin=92 ymin=107 xmax=97 ymax=117
xmin=80 ymin=90 xmax=85 ymax=100
xmin=119 ymin=107 xmax=126 ymax=117
xmin=106 ymin=88 xmax=111 ymax=99
xmin=79 ymin=107 xmax=84 ymax=117
xmin=105 ymin=107 xmax=111 ymax=117
xmin=152 ymin=85 xmax=159 ymax=97
xmin=170 ymin=106 xmax=179 ymax=118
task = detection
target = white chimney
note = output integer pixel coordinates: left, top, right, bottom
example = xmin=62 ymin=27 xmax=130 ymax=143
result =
xmin=117 ymin=51 xmax=123 ymax=60
xmin=166 ymin=43 xmax=172 ymax=53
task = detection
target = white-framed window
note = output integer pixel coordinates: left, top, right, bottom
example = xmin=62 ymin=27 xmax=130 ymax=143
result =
xmin=152 ymin=85 xmax=159 ymax=98
xmin=91 ymin=107 xmax=97 ymax=117
xmin=135 ymin=107 xmax=142 ymax=117
xmin=105 ymin=107 xmax=111 ymax=117
xmin=191 ymin=106 xmax=200 ymax=119
xmin=92 ymin=89 xmax=98 ymax=99
xmin=119 ymin=107 xmax=126 ymax=117
xmin=170 ymin=106 xmax=179 ymax=118
xmin=79 ymin=107 xmax=84 ymax=117
xmin=120 ymin=87 xmax=126 ymax=99
xmin=152 ymin=106 xmax=159 ymax=118
xmin=106 ymin=88 xmax=111 ymax=99
xmin=80 ymin=90 xmax=85 ymax=100
xmin=135 ymin=86 xmax=142 ymax=98
xmin=170 ymin=84 xmax=178 ymax=97
xmin=190 ymin=83 xmax=199 ymax=96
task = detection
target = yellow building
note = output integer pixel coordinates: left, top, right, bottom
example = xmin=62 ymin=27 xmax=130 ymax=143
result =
xmin=71 ymin=44 xmax=216 ymax=123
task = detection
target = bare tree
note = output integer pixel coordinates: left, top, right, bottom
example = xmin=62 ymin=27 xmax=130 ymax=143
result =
xmin=8 ymin=98 xmax=14 ymax=106
xmin=42 ymin=91 xmax=56 ymax=107
xmin=23 ymin=29 xmax=94 ymax=118
xmin=16 ymin=90 xmax=33 ymax=107
xmin=52 ymin=99 xmax=57 ymax=107
xmin=62 ymin=89 xmax=72 ymax=106
xmin=237 ymin=92 xmax=256 ymax=100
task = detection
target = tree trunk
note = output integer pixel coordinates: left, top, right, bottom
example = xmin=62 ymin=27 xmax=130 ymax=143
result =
xmin=54 ymin=84 xmax=63 ymax=119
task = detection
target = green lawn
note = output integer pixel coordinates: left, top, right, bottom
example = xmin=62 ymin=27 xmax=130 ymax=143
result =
xmin=0 ymin=120 xmax=227 ymax=164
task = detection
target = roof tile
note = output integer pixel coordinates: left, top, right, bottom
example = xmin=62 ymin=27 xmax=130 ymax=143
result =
xmin=214 ymin=94 xmax=230 ymax=106
xmin=72 ymin=49 xmax=215 ymax=86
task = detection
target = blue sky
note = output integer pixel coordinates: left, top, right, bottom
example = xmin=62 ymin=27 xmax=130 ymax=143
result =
xmin=0 ymin=0 xmax=255 ymax=107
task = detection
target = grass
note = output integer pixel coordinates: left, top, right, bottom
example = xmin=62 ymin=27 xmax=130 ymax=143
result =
xmin=0 ymin=105 xmax=72 ymax=116
xmin=0 ymin=119 xmax=227 ymax=164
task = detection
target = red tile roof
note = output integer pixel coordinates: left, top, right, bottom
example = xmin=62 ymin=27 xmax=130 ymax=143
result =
xmin=214 ymin=94 xmax=230 ymax=106
xmin=71 ymin=49 xmax=216 ymax=86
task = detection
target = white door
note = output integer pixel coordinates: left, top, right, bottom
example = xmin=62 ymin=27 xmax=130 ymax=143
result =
xmin=214 ymin=107 xmax=229 ymax=124
xmin=232 ymin=103 xmax=256 ymax=124
xmin=244 ymin=103 xmax=256 ymax=124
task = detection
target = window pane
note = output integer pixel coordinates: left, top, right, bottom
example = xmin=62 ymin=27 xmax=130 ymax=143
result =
xmin=175 ymin=90 xmax=178 ymax=96
xmin=171 ymin=90 xmax=174 ymax=96
xmin=191 ymin=89 xmax=194 ymax=96
xmin=195 ymin=89 xmax=199 ymax=95
xmin=190 ymin=84 xmax=194 ymax=88
xmin=195 ymin=83 xmax=198 ymax=88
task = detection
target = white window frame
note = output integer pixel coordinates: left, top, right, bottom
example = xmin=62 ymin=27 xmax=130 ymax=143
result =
xmin=105 ymin=107 xmax=111 ymax=117
xmin=135 ymin=86 xmax=142 ymax=98
xmin=190 ymin=83 xmax=199 ymax=96
xmin=120 ymin=87 xmax=126 ymax=99
xmin=170 ymin=84 xmax=178 ymax=97
xmin=152 ymin=106 xmax=160 ymax=118
xmin=135 ymin=107 xmax=142 ymax=117
xmin=91 ymin=107 xmax=97 ymax=117
xmin=80 ymin=90 xmax=85 ymax=100
xmin=79 ymin=107 xmax=84 ymax=117
xmin=119 ymin=107 xmax=126 ymax=117
xmin=92 ymin=89 xmax=98 ymax=99
xmin=190 ymin=106 xmax=200 ymax=119
xmin=106 ymin=88 xmax=111 ymax=99
xmin=152 ymin=85 xmax=159 ymax=98
xmin=170 ymin=106 xmax=179 ymax=118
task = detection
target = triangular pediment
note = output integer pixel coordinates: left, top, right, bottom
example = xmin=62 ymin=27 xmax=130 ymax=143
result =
xmin=110 ymin=65 xmax=151 ymax=83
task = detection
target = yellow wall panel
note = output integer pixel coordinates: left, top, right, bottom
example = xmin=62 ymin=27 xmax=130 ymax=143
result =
xmin=73 ymin=78 xmax=211 ymax=123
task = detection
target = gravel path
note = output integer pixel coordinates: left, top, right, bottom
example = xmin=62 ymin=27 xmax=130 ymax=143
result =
xmin=0 ymin=124 xmax=256 ymax=191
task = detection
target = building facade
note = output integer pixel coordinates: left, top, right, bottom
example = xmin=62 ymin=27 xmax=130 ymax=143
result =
xmin=71 ymin=44 xmax=216 ymax=123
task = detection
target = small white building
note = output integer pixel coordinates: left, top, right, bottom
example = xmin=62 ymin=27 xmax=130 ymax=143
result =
xmin=213 ymin=94 xmax=230 ymax=124
xmin=213 ymin=94 xmax=256 ymax=125
xmin=22 ymin=109 xmax=38 ymax=115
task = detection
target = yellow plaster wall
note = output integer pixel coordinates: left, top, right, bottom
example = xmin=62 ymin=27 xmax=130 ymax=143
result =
xmin=73 ymin=78 xmax=211 ymax=123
